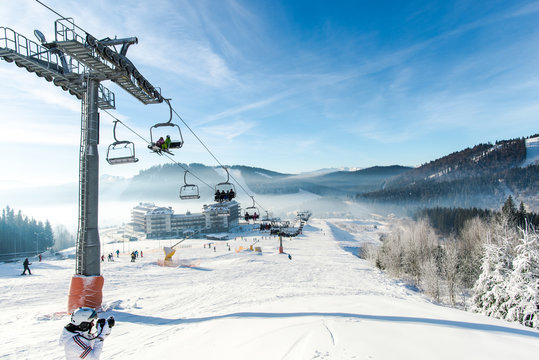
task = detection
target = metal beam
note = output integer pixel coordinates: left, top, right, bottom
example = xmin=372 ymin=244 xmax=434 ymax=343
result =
xmin=0 ymin=26 xmax=115 ymax=109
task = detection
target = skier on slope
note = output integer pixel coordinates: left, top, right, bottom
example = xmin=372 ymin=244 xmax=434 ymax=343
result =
xmin=59 ymin=307 xmax=115 ymax=359
xmin=21 ymin=258 xmax=32 ymax=275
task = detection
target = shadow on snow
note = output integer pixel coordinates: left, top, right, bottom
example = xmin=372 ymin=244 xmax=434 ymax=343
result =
xmin=109 ymin=310 xmax=539 ymax=338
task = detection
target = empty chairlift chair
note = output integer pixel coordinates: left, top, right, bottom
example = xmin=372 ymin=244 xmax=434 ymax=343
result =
xmin=179 ymin=171 xmax=200 ymax=200
xmin=106 ymin=120 xmax=139 ymax=165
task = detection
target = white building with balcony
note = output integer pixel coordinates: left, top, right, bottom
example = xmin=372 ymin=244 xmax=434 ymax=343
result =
xmin=131 ymin=201 xmax=240 ymax=239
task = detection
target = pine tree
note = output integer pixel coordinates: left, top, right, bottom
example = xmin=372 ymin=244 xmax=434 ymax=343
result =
xmin=472 ymin=216 xmax=516 ymax=318
xmin=504 ymin=228 xmax=539 ymax=328
xmin=502 ymin=196 xmax=517 ymax=225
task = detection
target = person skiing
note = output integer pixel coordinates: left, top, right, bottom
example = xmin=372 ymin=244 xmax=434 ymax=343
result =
xmin=59 ymin=307 xmax=114 ymax=359
xmin=21 ymin=258 xmax=31 ymax=275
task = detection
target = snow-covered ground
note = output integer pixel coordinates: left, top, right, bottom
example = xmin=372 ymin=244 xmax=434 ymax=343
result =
xmin=522 ymin=136 xmax=539 ymax=167
xmin=1 ymin=218 xmax=537 ymax=359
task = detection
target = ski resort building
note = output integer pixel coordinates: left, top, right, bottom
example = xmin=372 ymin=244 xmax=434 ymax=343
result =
xmin=131 ymin=202 xmax=158 ymax=232
xmin=130 ymin=201 xmax=240 ymax=239
xmin=202 ymin=201 xmax=241 ymax=234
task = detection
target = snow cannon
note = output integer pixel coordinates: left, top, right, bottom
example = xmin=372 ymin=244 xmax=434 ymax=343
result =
xmin=162 ymin=238 xmax=187 ymax=262
xmin=163 ymin=246 xmax=176 ymax=261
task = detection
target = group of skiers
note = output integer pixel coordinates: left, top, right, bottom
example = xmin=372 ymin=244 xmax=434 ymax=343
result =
xmin=100 ymin=249 xmax=142 ymax=263
xmin=259 ymin=223 xmax=272 ymax=231
xmin=214 ymin=189 xmax=235 ymax=202
xmin=154 ymin=135 xmax=171 ymax=150
xmin=130 ymin=250 xmax=142 ymax=262
xmin=244 ymin=212 xmax=259 ymax=221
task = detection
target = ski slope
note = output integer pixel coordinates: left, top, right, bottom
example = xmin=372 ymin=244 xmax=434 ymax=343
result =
xmin=522 ymin=136 xmax=539 ymax=167
xmin=0 ymin=218 xmax=537 ymax=359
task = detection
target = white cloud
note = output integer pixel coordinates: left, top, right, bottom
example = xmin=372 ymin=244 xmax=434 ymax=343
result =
xmin=199 ymin=119 xmax=257 ymax=141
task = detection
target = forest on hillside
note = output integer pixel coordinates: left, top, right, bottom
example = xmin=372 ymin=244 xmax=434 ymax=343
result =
xmin=362 ymin=197 xmax=538 ymax=329
xmin=414 ymin=197 xmax=539 ymax=236
xmin=384 ymin=137 xmax=528 ymax=188
xmin=358 ymin=164 xmax=538 ymax=210
xmin=0 ymin=206 xmax=54 ymax=258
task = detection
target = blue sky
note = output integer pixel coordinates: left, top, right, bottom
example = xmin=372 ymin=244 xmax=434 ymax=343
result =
xmin=1 ymin=0 xmax=538 ymax=189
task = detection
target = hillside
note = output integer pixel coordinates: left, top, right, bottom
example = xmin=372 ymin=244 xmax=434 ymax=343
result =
xmin=120 ymin=164 xmax=410 ymax=200
xmin=358 ymin=135 xmax=539 ymax=211
xmin=2 ymin=219 xmax=538 ymax=359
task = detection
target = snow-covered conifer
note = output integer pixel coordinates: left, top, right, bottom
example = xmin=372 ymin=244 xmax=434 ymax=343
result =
xmin=505 ymin=227 xmax=539 ymax=328
xmin=472 ymin=216 xmax=517 ymax=319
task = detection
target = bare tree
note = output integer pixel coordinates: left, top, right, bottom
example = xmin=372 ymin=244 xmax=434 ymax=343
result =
xmin=443 ymin=238 xmax=459 ymax=305
xmin=421 ymin=256 xmax=440 ymax=302
xmin=459 ymin=217 xmax=488 ymax=289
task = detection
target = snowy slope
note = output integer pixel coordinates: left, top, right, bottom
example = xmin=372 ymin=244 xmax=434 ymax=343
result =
xmin=0 ymin=219 xmax=537 ymax=359
xmin=522 ymin=136 xmax=539 ymax=167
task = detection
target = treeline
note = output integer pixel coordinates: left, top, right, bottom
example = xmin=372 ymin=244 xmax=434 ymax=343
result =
xmin=414 ymin=197 xmax=539 ymax=236
xmin=358 ymin=165 xmax=538 ymax=209
xmin=384 ymin=137 xmax=527 ymax=189
xmin=363 ymin=201 xmax=538 ymax=328
xmin=0 ymin=206 xmax=54 ymax=256
xmin=414 ymin=207 xmax=494 ymax=235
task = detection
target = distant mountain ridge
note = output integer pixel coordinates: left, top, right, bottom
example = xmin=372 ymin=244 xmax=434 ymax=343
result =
xmin=120 ymin=164 xmax=411 ymax=201
xmin=359 ymin=135 xmax=538 ymax=211
xmin=120 ymin=135 xmax=537 ymax=211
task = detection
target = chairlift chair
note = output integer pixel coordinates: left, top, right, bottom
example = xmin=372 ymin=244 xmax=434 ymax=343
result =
xmin=214 ymin=168 xmax=236 ymax=202
xmin=149 ymin=99 xmax=184 ymax=154
xmin=242 ymin=196 xmax=260 ymax=222
xmin=106 ymin=121 xmax=139 ymax=165
xmin=179 ymin=171 xmax=200 ymax=200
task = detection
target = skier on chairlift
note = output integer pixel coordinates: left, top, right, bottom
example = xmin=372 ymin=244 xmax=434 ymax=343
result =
xmin=155 ymin=137 xmax=165 ymax=148
xmin=163 ymin=135 xmax=171 ymax=150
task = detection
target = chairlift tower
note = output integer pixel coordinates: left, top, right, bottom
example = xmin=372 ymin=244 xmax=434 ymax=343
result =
xmin=1 ymin=18 xmax=164 ymax=312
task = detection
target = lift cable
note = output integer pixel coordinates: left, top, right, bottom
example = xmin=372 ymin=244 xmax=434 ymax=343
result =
xmin=169 ymin=106 xmax=269 ymax=215
xmin=101 ymin=109 xmax=214 ymax=191
xmin=35 ymin=0 xmax=269 ymax=215
xmin=35 ymin=0 xmax=90 ymax=35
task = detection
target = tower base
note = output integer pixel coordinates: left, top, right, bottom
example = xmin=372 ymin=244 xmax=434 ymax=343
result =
xmin=67 ymin=275 xmax=104 ymax=313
